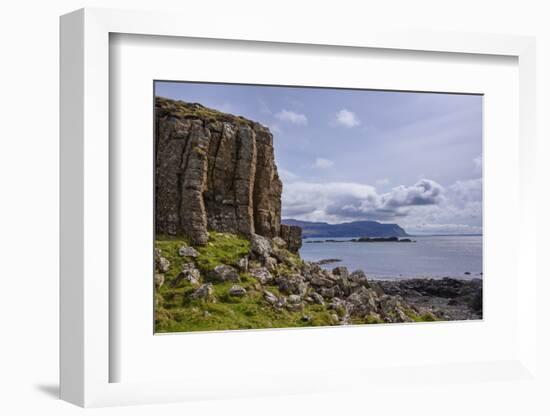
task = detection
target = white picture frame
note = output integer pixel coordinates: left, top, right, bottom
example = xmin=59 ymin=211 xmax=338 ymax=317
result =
xmin=60 ymin=7 xmax=538 ymax=407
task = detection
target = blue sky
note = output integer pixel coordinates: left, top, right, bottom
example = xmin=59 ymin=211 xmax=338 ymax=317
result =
xmin=155 ymin=81 xmax=483 ymax=235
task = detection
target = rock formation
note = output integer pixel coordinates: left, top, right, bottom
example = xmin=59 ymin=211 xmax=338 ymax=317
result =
xmin=155 ymin=97 xmax=301 ymax=251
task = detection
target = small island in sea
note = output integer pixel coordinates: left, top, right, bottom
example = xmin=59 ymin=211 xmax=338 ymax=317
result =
xmin=154 ymin=83 xmax=483 ymax=333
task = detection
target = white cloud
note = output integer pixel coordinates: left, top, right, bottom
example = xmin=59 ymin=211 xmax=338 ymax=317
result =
xmin=282 ymin=179 xmax=444 ymax=223
xmin=335 ymin=109 xmax=361 ymax=128
xmin=312 ymin=158 xmax=334 ymax=169
xmin=375 ymin=178 xmax=391 ymax=187
xmin=274 ymin=109 xmax=308 ymax=125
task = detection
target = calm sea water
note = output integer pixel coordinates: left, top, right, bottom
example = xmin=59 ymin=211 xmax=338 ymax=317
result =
xmin=299 ymin=235 xmax=483 ymax=280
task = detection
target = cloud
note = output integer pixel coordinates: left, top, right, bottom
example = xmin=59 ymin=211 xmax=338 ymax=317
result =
xmin=312 ymin=158 xmax=334 ymax=169
xmin=335 ymin=109 xmax=361 ymax=127
xmin=282 ymin=179 xmax=444 ymax=223
xmin=275 ymin=109 xmax=308 ymax=125
xmin=381 ymin=179 xmax=443 ymax=209
xmin=279 ymin=168 xmax=299 ymax=183
xmin=375 ymin=178 xmax=390 ymax=187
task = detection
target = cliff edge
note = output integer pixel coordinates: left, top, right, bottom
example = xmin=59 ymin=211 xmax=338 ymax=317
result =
xmin=155 ymin=97 xmax=301 ymax=252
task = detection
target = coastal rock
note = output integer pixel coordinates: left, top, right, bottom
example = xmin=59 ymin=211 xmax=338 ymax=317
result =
xmin=276 ymin=274 xmax=308 ymax=296
xmin=191 ymin=283 xmax=214 ymax=300
xmin=280 ymin=224 xmax=302 ymax=253
xmin=229 ymin=285 xmax=247 ymax=297
xmin=250 ymin=234 xmax=273 ymax=259
xmin=154 ymin=273 xmax=165 ymax=289
xmin=263 ymin=289 xmax=279 ymax=306
xmin=310 ymin=292 xmax=325 ymax=305
xmin=250 ymin=267 xmax=273 ymax=285
xmin=157 ymin=256 xmax=170 ymax=273
xmin=174 ymin=263 xmax=201 ymax=286
xmin=237 ymin=256 xmax=249 ymax=272
xmin=155 ymin=97 xmax=292 ymax=245
xmin=179 ymin=246 xmax=199 ymax=257
xmin=208 ymin=265 xmax=240 ymax=282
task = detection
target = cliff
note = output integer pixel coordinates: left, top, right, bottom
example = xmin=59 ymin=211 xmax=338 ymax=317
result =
xmin=155 ymin=97 xmax=301 ymax=252
xmin=282 ymin=219 xmax=409 ymax=238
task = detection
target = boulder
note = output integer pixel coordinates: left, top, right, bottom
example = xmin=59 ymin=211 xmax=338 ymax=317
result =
xmin=154 ymin=273 xmax=165 ymax=289
xmin=190 ymin=283 xmax=214 ymax=300
xmin=179 ymin=246 xmax=199 ymax=257
xmin=229 ymin=285 xmax=247 ymax=297
xmin=250 ymin=234 xmax=273 ymax=259
xmin=237 ymin=256 xmax=249 ymax=272
xmin=280 ymin=224 xmax=302 ymax=253
xmin=310 ymin=292 xmax=325 ymax=305
xmin=174 ymin=263 xmax=201 ymax=286
xmin=157 ymin=256 xmax=170 ymax=273
xmin=263 ymin=290 xmax=279 ymax=306
xmin=250 ymin=267 xmax=273 ymax=285
xmin=208 ymin=265 xmax=240 ymax=282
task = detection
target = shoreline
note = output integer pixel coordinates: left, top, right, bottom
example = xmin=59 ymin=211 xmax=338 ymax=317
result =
xmin=311 ymin=258 xmax=482 ymax=321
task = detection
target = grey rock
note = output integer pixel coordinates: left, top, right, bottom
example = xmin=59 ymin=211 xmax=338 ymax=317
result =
xmin=154 ymin=273 xmax=165 ymax=289
xmin=280 ymin=224 xmax=302 ymax=253
xmin=157 ymin=256 xmax=170 ymax=273
xmin=310 ymin=292 xmax=325 ymax=305
xmin=250 ymin=234 xmax=273 ymax=259
xmin=155 ymin=97 xmax=283 ymax=243
xmin=229 ymin=285 xmax=247 ymax=297
xmin=191 ymin=283 xmax=214 ymax=300
xmin=237 ymin=256 xmax=249 ymax=272
xmin=250 ymin=267 xmax=273 ymax=285
xmin=179 ymin=246 xmax=199 ymax=257
xmin=174 ymin=263 xmax=201 ymax=286
xmin=209 ymin=265 xmax=240 ymax=282
xmin=263 ymin=290 xmax=279 ymax=305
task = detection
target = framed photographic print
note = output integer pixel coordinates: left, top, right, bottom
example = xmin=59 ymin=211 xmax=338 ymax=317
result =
xmin=153 ymin=81 xmax=483 ymax=334
xmin=60 ymin=8 xmax=538 ymax=408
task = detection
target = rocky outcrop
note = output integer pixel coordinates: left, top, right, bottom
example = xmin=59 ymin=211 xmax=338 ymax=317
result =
xmin=280 ymin=224 xmax=302 ymax=253
xmin=156 ymin=97 xmax=284 ymax=246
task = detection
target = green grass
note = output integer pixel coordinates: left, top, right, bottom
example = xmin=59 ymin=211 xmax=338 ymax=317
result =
xmin=154 ymin=232 xmax=433 ymax=333
xmin=194 ymin=231 xmax=250 ymax=272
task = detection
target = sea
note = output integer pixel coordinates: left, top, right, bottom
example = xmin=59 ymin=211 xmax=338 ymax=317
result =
xmin=299 ymin=235 xmax=483 ymax=280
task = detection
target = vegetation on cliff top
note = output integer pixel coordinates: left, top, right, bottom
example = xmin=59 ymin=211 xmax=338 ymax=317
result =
xmin=155 ymin=96 xmax=264 ymax=129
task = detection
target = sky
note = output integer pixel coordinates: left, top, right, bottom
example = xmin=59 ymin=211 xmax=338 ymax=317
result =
xmin=155 ymin=81 xmax=483 ymax=235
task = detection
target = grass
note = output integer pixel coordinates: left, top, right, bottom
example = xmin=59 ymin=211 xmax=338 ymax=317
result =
xmin=154 ymin=232 xmax=437 ymax=333
xmin=156 ymin=96 xmax=258 ymax=128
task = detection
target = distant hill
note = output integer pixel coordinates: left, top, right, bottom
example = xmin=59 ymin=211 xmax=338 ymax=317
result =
xmin=282 ymin=219 xmax=409 ymax=238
